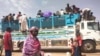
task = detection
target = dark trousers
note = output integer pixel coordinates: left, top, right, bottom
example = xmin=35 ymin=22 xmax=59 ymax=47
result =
xmin=79 ymin=46 xmax=82 ymax=56
xmin=73 ymin=46 xmax=82 ymax=56
xmin=5 ymin=50 xmax=12 ymax=56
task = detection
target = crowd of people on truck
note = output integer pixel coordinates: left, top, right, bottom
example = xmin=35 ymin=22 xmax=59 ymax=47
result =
xmin=36 ymin=3 xmax=95 ymax=21
xmin=2 ymin=12 xmax=28 ymax=32
xmin=0 ymin=3 xmax=97 ymax=56
xmin=1 ymin=4 xmax=96 ymax=32
xmin=2 ymin=3 xmax=96 ymax=22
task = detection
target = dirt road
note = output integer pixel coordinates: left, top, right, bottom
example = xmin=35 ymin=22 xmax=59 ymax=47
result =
xmin=1 ymin=45 xmax=100 ymax=56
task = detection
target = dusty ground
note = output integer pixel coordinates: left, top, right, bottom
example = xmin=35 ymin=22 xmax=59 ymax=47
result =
xmin=1 ymin=45 xmax=100 ymax=56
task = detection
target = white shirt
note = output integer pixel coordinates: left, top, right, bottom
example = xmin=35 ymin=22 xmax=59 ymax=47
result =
xmin=59 ymin=10 xmax=64 ymax=15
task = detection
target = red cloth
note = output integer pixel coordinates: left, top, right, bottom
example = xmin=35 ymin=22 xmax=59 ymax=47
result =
xmin=3 ymin=31 xmax=12 ymax=50
xmin=77 ymin=36 xmax=82 ymax=46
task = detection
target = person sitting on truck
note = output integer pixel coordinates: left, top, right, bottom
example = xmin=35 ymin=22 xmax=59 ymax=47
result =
xmin=59 ymin=9 xmax=65 ymax=16
xmin=37 ymin=10 xmax=43 ymax=18
xmin=65 ymin=3 xmax=72 ymax=14
xmin=22 ymin=26 xmax=44 ymax=56
xmin=72 ymin=5 xmax=79 ymax=13
xmin=82 ymin=8 xmax=91 ymax=20
xmin=89 ymin=12 xmax=96 ymax=20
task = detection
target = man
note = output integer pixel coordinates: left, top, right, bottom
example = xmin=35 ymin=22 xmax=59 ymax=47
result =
xmin=76 ymin=32 xmax=82 ymax=56
xmin=16 ymin=12 xmax=22 ymax=31
xmin=65 ymin=3 xmax=72 ymax=14
xmin=3 ymin=27 xmax=13 ymax=56
xmin=20 ymin=14 xmax=28 ymax=32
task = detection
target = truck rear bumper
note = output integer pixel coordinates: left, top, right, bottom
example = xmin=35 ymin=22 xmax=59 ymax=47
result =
xmin=41 ymin=46 xmax=71 ymax=51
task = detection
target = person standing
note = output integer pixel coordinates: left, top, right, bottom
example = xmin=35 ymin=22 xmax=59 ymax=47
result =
xmin=65 ymin=3 xmax=72 ymax=14
xmin=76 ymin=32 xmax=82 ymax=56
xmin=22 ymin=26 xmax=43 ymax=56
xmin=72 ymin=32 xmax=82 ymax=56
xmin=3 ymin=27 xmax=13 ymax=56
xmin=20 ymin=14 xmax=28 ymax=32
xmin=16 ymin=12 xmax=22 ymax=31
xmin=37 ymin=10 xmax=43 ymax=18
xmin=72 ymin=39 xmax=81 ymax=56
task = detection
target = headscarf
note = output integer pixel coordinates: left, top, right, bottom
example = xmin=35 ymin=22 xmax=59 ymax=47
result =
xmin=22 ymin=26 xmax=41 ymax=56
xmin=28 ymin=26 xmax=39 ymax=32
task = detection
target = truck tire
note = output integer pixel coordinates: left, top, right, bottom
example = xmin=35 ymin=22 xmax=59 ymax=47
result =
xmin=82 ymin=40 xmax=96 ymax=53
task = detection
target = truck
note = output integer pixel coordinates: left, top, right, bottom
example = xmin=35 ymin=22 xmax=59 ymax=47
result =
xmin=1 ymin=9 xmax=100 ymax=53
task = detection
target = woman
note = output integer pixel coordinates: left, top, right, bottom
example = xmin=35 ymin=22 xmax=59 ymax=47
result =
xmin=22 ymin=26 xmax=43 ymax=56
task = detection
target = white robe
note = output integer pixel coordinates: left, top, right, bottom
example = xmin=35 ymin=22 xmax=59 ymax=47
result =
xmin=20 ymin=15 xmax=28 ymax=31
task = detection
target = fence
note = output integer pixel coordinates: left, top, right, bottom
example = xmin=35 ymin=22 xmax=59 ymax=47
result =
xmin=1 ymin=13 xmax=80 ymax=32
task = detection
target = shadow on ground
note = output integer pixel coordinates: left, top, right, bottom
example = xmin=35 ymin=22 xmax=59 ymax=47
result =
xmin=12 ymin=49 xmax=71 ymax=52
xmin=12 ymin=48 xmax=100 ymax=53
xmin=95 ymin=49 xmax=100 ymax=53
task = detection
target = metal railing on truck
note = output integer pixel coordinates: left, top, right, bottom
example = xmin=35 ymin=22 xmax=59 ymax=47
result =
xmin=1 ymin=13 xmax=80 ymax=32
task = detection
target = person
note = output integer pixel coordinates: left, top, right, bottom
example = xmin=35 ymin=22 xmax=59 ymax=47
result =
xmin=76 ymin=32 xmax=82 ymax=56
xmin=59 ymin=9 xmax=65 ymax=16
xmin=72 ymin=5 xmax=80 ymax=13
xmin=55 ymin=11 xmax=61 ymax=17
xmin=0 ymin=34 xmax=3 ymax=56
xmin=22 ymin=26 xmax=43 ymax=56
xmin=37 ymin=10 xmax=43 ymax=18
xmin=89 ymin=12 xmax=96 ymax=20
xmin=18 ymin=15 xmax=22 ymax=31
xmin=3 ymin=27 xmax=13 ymax=56
xmin=20 ymin=14 xmax=28 ymax=32
xmin=16 ymin=12 xmax=22 ymax=31
xmin=71 ymin=38 xmax=81 ymax=56
xmin=6 ymin=13 xmax=13 ymax=22
xmin=16 ymin=11 xmax=22 ymax=20
xmin=65 ymin=3 xmax=72 ymax=14
xmin=13 ymin=13 xmax=19 ymax=31
xmin=82 ymin=8 xmax=90 ymax=20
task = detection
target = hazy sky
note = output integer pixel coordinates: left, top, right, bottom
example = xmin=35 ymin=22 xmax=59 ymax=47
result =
xmin=0 ymin=0 xmax=100 ymax=21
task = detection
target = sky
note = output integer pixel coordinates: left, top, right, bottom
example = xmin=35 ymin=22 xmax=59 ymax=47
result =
xmin=0 ymin=0 xmax=100 ymax=21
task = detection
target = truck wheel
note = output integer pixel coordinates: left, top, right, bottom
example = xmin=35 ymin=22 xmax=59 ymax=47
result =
xmin=82 ymin=40 xmax=96 ymax=53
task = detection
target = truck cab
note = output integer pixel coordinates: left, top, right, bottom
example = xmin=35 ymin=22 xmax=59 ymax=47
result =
xmin=77 ymin=20 xmax=100 ymax=52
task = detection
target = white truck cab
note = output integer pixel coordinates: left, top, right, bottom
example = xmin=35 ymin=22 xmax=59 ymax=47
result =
xmin=76 ymin=20 xmax=100 ymax=52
